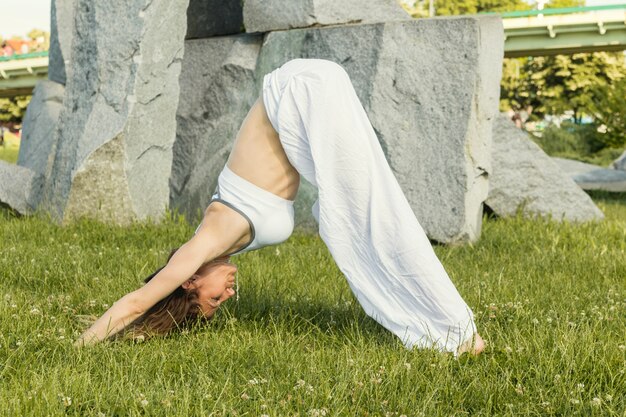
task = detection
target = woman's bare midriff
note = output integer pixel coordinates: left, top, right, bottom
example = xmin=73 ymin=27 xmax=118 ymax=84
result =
xmin=226 ymin=96 xmax=300 ymax=201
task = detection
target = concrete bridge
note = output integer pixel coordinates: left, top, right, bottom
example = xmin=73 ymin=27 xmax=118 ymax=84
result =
xmin=0 ymin=51 xmax=48 ymax=98
xmin=1 ymin=4 xmax=625 ymax=98
xmin=501 ymin=4 xmax=626 ymax=57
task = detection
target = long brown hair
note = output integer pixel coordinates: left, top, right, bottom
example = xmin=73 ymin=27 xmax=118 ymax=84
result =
xmin=125 ymin=248 xmax=204 ymax=338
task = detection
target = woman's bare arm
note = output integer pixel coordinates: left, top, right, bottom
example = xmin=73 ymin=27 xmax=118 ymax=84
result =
xmin=75 ymin=203 xmax=250 ymax=346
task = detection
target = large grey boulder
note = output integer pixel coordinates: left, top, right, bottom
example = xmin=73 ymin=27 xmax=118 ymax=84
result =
xmin=18 ymin=80 xmax=65 ymax=175
xmin=554 ymin=157 xmax=626 ymax=192
xmin=48 ymin=0 xmax=75 ymax=85
xmin=243 ymin=0 xmax=411 ymax=33
xmin=0 ymin=162 xmax=44 ymax=215
xmin=487 ymin=115 xmax=604 ymax=221
xmin=612 ymin=150 xmax=626 ymax=171
xmin=171 ymin=34 xmax=263 ymax=221
xmin=43 ymin=0 xmax=190 ymax=224
xmin=254 ymin=16 xmax=503 ymax=243
xmin=186 ymin=0 xmax=244 ymax=39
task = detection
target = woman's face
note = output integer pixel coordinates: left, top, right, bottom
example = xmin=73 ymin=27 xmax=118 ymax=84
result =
xmin=185 ymin=257 xmax=237 ymax=317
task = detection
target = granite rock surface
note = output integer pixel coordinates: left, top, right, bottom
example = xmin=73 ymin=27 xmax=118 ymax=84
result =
xmin=170 ymin=34 xmax=263 ymax=222
xmin=18 ymin=80 xmax=65 ymax=176
xmin=186 ymin=0 xmax=244 ymax=39
xmin=48 ymin=0 xmax=75 ymax=85
xmin=44 ymin=0 xmax=189 ymax=224
xmin=254 ymin=16 xmax=504 ymax=243
xmin=0 ymin=162 xmax=44 ymax=215
xmin=487 ymin=115 xmax=604 ymax=221
xmin=612 ymin=150 xmax=626 ymax=171
xmin=243 ymin=0 xmax=411 ymax=33
xmin=554 ymin=157 xmax=626 ymax=193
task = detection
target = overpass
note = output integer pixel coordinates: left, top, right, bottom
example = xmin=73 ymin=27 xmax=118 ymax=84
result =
xmin=0 ymin=4 xmax=625 ymax=98
xmin=0 ymin=51 xmax=48 ymax=98
xmin=500 ymin=4 xmax=626 ymax=57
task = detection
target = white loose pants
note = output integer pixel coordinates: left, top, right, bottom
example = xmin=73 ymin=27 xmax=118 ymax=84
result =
xmin=262 ymin=59 xmax=476 ymax=353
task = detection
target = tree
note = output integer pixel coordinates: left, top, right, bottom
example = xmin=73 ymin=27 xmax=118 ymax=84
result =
xmin=500 ymin=52 xmax=626 ymax=122
xmin=27 ymin=29 xmax=50 ymax=52
xmin=400 ymin=0 xmax=582 ymax=17
xmin=0 ymin=96 xmax=31 ymax=124
xmin=589 ymin=78 xmax=626 ymax=148
xmin=545 ymin=0 xmax=584 ymax=9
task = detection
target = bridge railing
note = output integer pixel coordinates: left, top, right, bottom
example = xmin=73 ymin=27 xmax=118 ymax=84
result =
xmin=0 ymin=51 xmax=49 ymax=63
xmin=498 ymin=3 xmax=626 ymax=19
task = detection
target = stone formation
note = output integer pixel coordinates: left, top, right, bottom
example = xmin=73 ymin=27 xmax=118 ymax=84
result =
xmin=5 ymin=0 xmax=600 ymax=245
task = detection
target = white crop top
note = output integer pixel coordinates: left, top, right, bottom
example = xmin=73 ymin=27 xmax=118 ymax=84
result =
xmin=196 ymin=165 xmax=295 ymax=256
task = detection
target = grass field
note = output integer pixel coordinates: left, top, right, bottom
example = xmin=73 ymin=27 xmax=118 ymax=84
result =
xmin=0 ymin=192 xmax=625 ymax=416
xmin=0 ymin=132 xmax=20 ymax=164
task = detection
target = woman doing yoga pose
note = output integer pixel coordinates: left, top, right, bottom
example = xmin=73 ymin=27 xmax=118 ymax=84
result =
xmin=76 ymin=59 xmax=485 ymax=356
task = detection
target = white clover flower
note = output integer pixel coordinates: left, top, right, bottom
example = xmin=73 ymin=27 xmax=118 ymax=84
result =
xmin=59 ymin=395 xmax=72 ymax=407
xmin=241 ymin=393 xmax=250 ymax=400
xmin=570 ymin=399 xmax=580 ymax=405
xmin=404 ymin=362 xmax=411 ymax=370
xmin=140 ymin=399 xmax=148 ymax=407
xmin=591 ymin=397 xmax=602 ymax=407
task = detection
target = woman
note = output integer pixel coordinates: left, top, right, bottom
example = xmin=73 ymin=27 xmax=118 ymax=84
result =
xmin=76 ymin=59 xmax=484 ymax=356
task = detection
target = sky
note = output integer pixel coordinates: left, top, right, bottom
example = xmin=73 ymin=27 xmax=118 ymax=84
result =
xmin=0 ymin=0 xmax=624 ymax=38
xmin=0 ymin=0 xmax=50 ymax=39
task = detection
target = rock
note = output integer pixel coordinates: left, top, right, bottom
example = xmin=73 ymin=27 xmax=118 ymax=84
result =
xmin=43 ymin=0 xmax=190 ymax=224
xmin=0 ymin=162 xmax=44 ymax=215
xmin=243 ymin=0 xmax=411 ymax=33
xmin=186 ymin=0 xmax=244 ymax=39
xmin=554 ymin=157 xmax=626 ymax=193
xmin=612 ymin=150 xmax=626 ymax=171
xmin=254 ymin=16 xmax=504 ymax=243
xmin=170 ymin=34 xmax=263 ymax=221
xmin=17 ymin=80 xmax=65 ymax=176
xmin=48 ymin=0 xmax=75 ymax=85
xmin=552 ymin=157 xmax=605 ymax=176
xmin=486 ymin=115 xmax=604 ymax=221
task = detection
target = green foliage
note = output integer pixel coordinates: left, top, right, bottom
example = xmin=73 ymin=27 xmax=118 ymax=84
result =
xmin=0 ymin=196 xmax=625 ymax=415
xmin=545 ymin=0 xmax=584 ymax=8
xmin=589 ymin=78 xmax=626 ymax=148
xmin=26 ymin=29 xmax=50 ymax=52
xmin=501 ymin=53 xmax=626 ymax=122
xmin=400 ymin=0 xmax=582 ymax=17
xmin=0 ymin=96 xmax=31 ymax=123
xmin=530 ymin=121 xmax=625 ymax=166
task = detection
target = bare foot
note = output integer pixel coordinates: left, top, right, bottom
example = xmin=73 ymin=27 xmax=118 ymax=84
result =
xmin=457 ymin=333 xmax=485 ymax=356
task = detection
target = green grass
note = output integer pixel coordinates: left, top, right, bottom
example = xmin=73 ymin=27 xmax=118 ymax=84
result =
xmin=0 ymin=132 xmax=20 ymax=164
xmin=0 ymin=194 xmax=624 ymax=416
